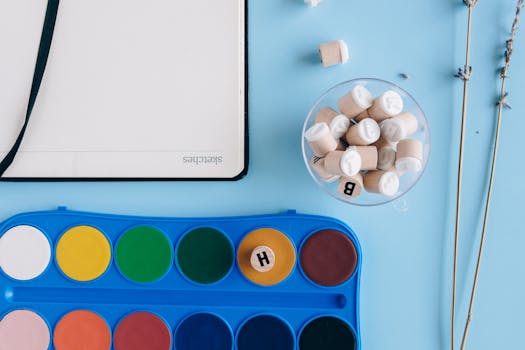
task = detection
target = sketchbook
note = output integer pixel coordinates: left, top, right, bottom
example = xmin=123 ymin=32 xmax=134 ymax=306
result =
xmin=0 ymin=0 xmax=247 ymax=180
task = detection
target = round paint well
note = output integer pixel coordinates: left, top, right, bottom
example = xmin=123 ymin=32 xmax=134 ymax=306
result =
xmin=300 ymin=229 xmax=357 ymax=287
xmin=0 ymin=225 xmax=51 ymax=281
xmin=115 ymin=226 xmax=173 ymax=283
xmin=0 ymin=309 xmax=51 ymax=350
xmin=237 ymin=228 xmax=296 ymax=286
xmin=114 ymin=311 xmax=172 ymax=350
xmin=56 ymin=226 xmax=112 ymax=282
xmin=176 ymin=227 xmax=234 ymax=284
xmin=236 ymin=315 xmax=295 ymax=350
xmin=174 ymin=313 xmax=233 ymax=350
xmin=298 ymin=316 xmax=356 ymax=350
xmin=53 ymin=310 xmax=111 ymax=350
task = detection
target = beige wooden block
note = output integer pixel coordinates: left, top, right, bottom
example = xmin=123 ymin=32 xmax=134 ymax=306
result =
xmin=354 ymin=146 xmax=377 ymax=171
xmin=395 ymin=139 xmax=423 ymax=173
xmin=314 ymin=107 xmax=339 ymax=124
xmin=250 ymin=246 xmax=275 ymax=272
xmin=373 ymin=136 xmax=396 ymax=150
xmin=309 ymin=157 xmax=340 ymax=183
xmin=355 ymin=109 xmax=370 ymax=122
xmin=314 ymin=107 xmax=350 ymax=139
xmin=345 ymin=118 xmax=380 ymax=146
xmin=304 ymin=0 xmax=322 ymax=7
xmin=364 ymin=170 xmax=400 ymax=197
xmin=397 ymin=139 xmax=423 ymax=160
xmin=330 ymin=115 xmax=351 ymax=139
xmin=305 ymin=122 xmax=338 ymax=157
xmin=338 ymin=173 xmax=364 ymax=199
xmin=319 ymin=40 xmax=349 ymax=67
xmin=377 ymin=146 xmax=396 ymax=171
xmin=380 ymin=112 xmax=419 ymax=143
xmin=323 ymin=151 xmax=345 ymax=176
xmin=337 ymin=85 xmax=373 ymax=118
xmin=324 ymin=149 xmax=361 ymax=177
xmin=368 ymin=90 xmax=404 ymax=122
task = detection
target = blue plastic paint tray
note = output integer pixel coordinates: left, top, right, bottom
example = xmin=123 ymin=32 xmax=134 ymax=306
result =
xmin=0 ymin=208 xmax=361 ymax=350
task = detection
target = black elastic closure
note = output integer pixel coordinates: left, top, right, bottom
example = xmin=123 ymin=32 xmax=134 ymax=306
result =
xmin=0 ymin=0 xmax=60 ymax=177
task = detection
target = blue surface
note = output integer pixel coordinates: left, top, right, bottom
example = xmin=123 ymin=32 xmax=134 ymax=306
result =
xmin=1 ymin=0 xmax=524 ymax=349
xmin=0 ymin=208 xmax=361 ymax=350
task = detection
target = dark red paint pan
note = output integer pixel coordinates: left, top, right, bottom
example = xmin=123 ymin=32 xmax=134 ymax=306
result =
xmin=300 ymin=229 xmax=358 ymax=287
xmin=113 ymin=312 xmax=172 ymax=350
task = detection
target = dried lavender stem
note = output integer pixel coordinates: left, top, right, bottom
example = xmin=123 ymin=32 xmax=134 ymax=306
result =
xmin=452 ymin=3 xmax=476 ymax=349
xmin=459 ymin=78 xmax=506 ymax=350
xmin=459 ymin=1 xmax=523 ymax=348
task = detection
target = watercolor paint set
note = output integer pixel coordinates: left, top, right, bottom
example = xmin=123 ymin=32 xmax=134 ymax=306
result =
xmin=0 ymin=207 xmax=361 ymax=350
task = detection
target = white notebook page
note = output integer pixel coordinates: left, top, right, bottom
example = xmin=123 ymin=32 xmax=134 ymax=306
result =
xmin=0 ymin=0 xmax=246 ymax=179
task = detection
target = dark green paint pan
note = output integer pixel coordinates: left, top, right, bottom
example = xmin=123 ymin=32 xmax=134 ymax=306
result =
xmin=176 ymin=227 xmax=234 ymax=284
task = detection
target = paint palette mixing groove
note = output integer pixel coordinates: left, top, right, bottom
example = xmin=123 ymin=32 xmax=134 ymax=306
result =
xmin=0 ymin=208 xmax=361 ymax=350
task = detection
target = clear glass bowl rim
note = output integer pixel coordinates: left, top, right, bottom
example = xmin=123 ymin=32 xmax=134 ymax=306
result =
xmin=301 ymin=78 xmax=432 ymax=207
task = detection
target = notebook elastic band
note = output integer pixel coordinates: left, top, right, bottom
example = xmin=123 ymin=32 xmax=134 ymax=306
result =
xmin=0 ymin=0 xmax=60 ymax=177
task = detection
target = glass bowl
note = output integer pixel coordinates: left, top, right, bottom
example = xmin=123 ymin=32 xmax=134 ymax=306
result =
xmin=302 ymin=78 xmax=430 ymax=206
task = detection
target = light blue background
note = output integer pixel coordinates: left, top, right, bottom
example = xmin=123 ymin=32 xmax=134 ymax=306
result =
xmin=1 ymin=1 xmax=524 ymax=349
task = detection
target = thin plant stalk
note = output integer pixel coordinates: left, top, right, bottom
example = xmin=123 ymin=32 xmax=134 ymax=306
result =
xmin=459 ymin=1 xmax=523 ymax=349
xmin=458 ymin=80 xmax=504 ymax=350
xmin=452 ymin=1 xmax=478 ymax=349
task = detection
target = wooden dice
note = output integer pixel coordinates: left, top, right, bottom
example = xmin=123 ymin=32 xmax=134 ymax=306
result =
xmin=338 ymin=85 xmax=373 ymax=118
xmin=395 ymin=139 xmax=423 ymax=173
xmin=309 ymin=156 xmax=340 ymax=183
xmin=368 ymin=90 xmax=403 ymax=122
xmin=377 ymin=146 xmax=396 ymax=171
xmin=338 ymin=173 xmax=364 ymax=199
xmin=380 ymin=112 xmax=418 ymax=143
xmin=250 ymin=246 xmax=276 ymax=272
xmin=319 ymin=40 xmax=349 ymax=67
xmin=314 ymin=107 xmax=351 ymax=139
xmin=305 ymin=123 xmax=338 ymax=157
xmin=304 ymin=0 xmax=322 ymax=7
xmin=364 ymin=170 xmax=400 ymax=197
xmin=324 ymin=149 xmax=362 ymax=177
xmin=353 ymin=146 xmax=377 ymax=171
xmin=345 ymin=118 xmax=381 ymax=146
